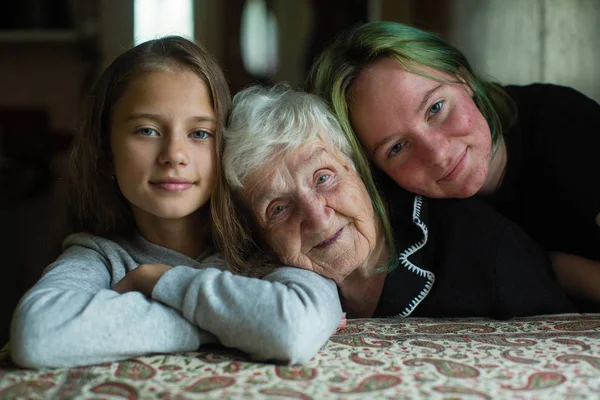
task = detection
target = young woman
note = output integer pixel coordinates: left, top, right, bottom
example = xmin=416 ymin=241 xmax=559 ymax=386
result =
xmin=309 ymin=21 xmax=600 ymax=306
xmin=10 ymin=36 xmax=342 ymax=369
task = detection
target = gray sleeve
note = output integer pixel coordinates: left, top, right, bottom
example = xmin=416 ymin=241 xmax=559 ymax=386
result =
xmin=152 ymin=266 xmax=343 ymax=364
xmin=10 ymin=246 xmax=217 ymax=369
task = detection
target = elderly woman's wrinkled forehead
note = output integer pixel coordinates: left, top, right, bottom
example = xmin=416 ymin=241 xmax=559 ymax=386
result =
xmin=223 ymin=84 xmax=356 ymax=191
xmin=239 ymin=136 xmax=362 ymax=212
xmin=245 ymin=133 xmax=355 ymax=186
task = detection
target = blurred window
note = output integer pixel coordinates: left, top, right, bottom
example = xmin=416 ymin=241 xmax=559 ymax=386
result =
xmin=134 ymin=0 xmax=194 ymax=45
xmin=240 ymin=0 xmax=278 ymax=78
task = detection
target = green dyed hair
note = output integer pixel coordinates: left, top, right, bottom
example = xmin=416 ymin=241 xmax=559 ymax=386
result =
xmin=307 ymin=21 xmax=515 ymax=232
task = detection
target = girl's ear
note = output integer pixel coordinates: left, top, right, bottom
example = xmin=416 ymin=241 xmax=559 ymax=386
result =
xmin=455 ymin=66 xmax=475 ymax=97
xmin=466 ymin=84 xmax=476 ymax=98
xmin=456 ymin=76 xmax=476 ymax=102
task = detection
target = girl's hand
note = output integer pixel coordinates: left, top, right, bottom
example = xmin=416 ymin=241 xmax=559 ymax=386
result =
xmin=112 ymin=264 xmax=172 ymax=296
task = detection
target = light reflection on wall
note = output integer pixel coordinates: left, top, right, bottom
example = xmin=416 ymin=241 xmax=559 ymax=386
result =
xmin=134 ymin=0 xmax=194 ymax=45
xmin=240 ymin=0 xmax=279 ymax=78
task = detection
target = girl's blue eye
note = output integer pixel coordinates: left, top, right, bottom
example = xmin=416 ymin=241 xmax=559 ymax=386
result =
xmin=191 ymin=130 xmax=210 ymax=139
xmin=316 ymin=174 xmax=330 ymax=184
xmin=138 ymin=128 xmax=158 ymax=136
xmin=429 ymin=101 xmax=443 ymax=115
xmin=388 ymin=142 xmax=404 ymax=157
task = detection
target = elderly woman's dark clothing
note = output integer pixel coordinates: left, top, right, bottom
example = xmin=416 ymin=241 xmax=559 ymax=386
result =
xmin=373 ymin=179 xmax=580 ymax=319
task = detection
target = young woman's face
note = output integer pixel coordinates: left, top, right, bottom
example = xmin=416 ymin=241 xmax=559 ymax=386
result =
xmin=242 ymin=140 xmax=378 ymax=284
xmin=110 ymin=68 xmax=216 ymax=224
xmin=350 ymin=57 xmax=492 ymax=198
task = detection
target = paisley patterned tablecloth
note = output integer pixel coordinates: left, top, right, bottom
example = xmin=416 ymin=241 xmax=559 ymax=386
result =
xmin=1 ymin=314 xmax=600 ymax=399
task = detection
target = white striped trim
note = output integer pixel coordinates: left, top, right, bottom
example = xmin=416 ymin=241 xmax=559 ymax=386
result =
xmin=394 ymin=195 xmax=435 ymax=318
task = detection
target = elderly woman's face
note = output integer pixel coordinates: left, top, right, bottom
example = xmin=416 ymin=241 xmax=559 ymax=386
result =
xmin=242 ymin=139 xmax=378 ymax=283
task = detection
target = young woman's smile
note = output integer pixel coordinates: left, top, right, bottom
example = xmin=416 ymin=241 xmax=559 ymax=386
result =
xmin=439 ymin=147 xmax=468 ymax=182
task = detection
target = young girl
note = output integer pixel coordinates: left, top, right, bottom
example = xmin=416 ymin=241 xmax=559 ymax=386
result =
xmin=10 ymin=36 xmax=342 ymax=369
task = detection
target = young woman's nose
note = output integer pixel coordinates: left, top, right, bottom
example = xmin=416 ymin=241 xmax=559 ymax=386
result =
xmin=299 ymin=195 xmax=333 ymax=232
xmin=417 ymin=129 xmax=450 ymax=166
xmin=158 ymin=134 xmax=189 ymax=166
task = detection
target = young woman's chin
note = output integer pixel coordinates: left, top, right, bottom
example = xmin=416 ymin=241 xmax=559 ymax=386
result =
xmin=446 ymin=174 xmax=487 ymax=198
xmin=407 ymin=176 xmax=485 ymax=199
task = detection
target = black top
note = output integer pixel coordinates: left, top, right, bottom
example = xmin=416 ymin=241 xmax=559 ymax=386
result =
xmin=492 ymin=84 xmax=599 ymax=259
xmin=373 ymin=178 xmax=581 ymax=319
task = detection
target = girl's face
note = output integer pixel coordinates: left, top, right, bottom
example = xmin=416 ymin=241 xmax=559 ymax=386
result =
xmin=110 ymin=68 xmax=217 ymax=225
xmin=349 ymin=57 xmax=492 ymax=198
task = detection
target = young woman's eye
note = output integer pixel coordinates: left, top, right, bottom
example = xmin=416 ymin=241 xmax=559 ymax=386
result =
xmin=190 ymin=130 xmax=211 ymax=139
xmin=388 ymin=142 xmax=404 ymax=158
xmin=137 ymin=127 xmax=159 ymax=136
xmin=429 ymin=101 xmax=443 ymax=116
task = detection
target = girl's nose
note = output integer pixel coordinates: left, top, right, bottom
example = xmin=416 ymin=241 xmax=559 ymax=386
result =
xmin=158 ymin=135 xmax=189 ymax=166
xmin=419 ymin=130 xmax=450 ymax=166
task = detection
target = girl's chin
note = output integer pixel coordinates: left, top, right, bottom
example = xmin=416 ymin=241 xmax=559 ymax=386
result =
xmin=459 ymin=181 xmax=485 ymax=198
xmin=434 ymin=180 xmax=482 ymax=199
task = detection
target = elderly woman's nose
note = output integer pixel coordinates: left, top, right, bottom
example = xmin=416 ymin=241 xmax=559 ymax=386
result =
xmin=299 ymin=196 xmax=333 ymax=231
xmin=159 ymin=134 xmax=189 ymax=166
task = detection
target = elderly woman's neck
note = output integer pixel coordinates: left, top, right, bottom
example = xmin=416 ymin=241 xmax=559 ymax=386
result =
xmin=337 ymin=232 xmax=388 ymax=318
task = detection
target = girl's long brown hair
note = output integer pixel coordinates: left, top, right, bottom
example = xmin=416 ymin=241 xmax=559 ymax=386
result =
xmin=69 ymin=36 xmax=231 ymax=239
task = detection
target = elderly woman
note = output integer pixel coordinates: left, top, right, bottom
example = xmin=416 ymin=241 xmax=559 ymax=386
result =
xmin=217 ymin=83 xmax=578 ymax=319
xmin=308 ymin=21 xmax=600 ymax=306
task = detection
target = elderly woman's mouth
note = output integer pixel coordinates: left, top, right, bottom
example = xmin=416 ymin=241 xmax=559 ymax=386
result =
xmin=313 ymin=228 xmax=344 ymax=249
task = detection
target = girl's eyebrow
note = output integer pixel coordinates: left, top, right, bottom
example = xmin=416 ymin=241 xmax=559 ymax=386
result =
xmin=191 ymin=115 xmax=217 ymax=123
xmin=125 ymin=113 xmax=216 ymax=123
xmin=415 ymin=83 xmax=443 ymax=117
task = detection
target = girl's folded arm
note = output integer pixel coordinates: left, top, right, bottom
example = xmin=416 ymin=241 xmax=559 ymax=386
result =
xmin=152 ymin=265 xmax=343 ymax=364
xmin=10 ymin=245 xmax=213 ymax=369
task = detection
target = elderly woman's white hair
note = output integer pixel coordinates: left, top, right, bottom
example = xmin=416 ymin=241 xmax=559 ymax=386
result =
xmin=223 ymin=83 xmax=355 ymax=190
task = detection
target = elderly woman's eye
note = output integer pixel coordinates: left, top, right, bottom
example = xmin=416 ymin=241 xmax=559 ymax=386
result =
xmin=316 ymin=174 xmax=330 ymax=184
xmin=271 ymin=205 xmax=285 ymax=215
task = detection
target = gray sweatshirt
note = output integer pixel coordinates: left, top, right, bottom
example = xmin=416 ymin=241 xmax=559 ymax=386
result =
xmin=10 ymin=232 xmax=342 ymax=368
